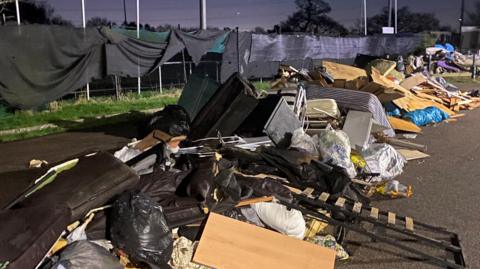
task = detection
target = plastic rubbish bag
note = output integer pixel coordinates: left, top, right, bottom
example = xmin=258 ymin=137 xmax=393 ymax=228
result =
xmin=315 ymin=126 xmax=356 ymax=178
xmin=289 ymin=128 xmax=318 ymax=154
xmin=361 ymin=143 xmax=406 ymax=181
xmin=50 ymin=241 xmax=123 ymax=269
xmin=402 ymin=106 xmax=449 ymax=126
xmin=146 ymin=105 xmax=191 ymax=137
xmin=251 ymin=202 xmax=306 ymax=239
xmin=307 ymin=235 xmax=349 ymax=260
xmin=110 ymin=192 xmax=173 ymax=267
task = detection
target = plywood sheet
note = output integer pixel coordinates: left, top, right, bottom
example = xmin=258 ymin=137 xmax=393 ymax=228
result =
xmin=400 ymin=74 xmax=427 ymax=90
xmin=392 ymin=96 xmax=455 ymax=116
xmin=387 ymin=116 xmax=422 ymax=133
xmin=397 ymin=149 xmax=430 ymax=160
xmin=193 ymin=213 xmax=336 ymax=269
xmin=323 ymin=61 xmax=367 ymax=81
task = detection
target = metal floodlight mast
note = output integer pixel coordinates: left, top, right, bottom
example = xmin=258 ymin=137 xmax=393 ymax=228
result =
xmin=200 ymin=0 xmax=207 ymax=30
xmin=363 ymin=0 xmax=367 ymax=36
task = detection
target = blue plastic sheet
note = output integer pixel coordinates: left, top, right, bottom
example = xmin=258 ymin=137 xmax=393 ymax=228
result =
xmin=384 ymin=102 xmax=401 ymax=117
xmin=402 ymin=106 xmax=449 ymax=126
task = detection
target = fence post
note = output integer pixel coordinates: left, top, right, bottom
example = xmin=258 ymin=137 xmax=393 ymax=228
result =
xmin=136 ymin=0 xmax=141 ymax=94
xmin=158 ymin=65 xmax=163 ymax=94
xmin=236 ymin=27 xmax=240 ymax=74
xmin=472 ymin=53 xmax=477 ymax=80
xmin=81 ymin=0 xmax=90 ymax=100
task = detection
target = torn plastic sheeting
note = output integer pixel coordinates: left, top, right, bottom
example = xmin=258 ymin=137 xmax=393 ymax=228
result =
xmin=110 ymin=192 xmax=173 ymax=268
xmin=402 ymin=106 xmax=449 ymax=126
xmin=361 ymin=143 xmax=406 ymax=181
xmin=290 ymin=128 xmax=318 ymax=154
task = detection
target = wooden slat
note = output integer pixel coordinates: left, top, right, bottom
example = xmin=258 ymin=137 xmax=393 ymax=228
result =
xmin=370 ymin=207 xmax=379 ymax=219
xmin=302 ymin=187 xmax=314 ymax=196
xmin=335 ymin=197 xmax=346 ymax=208
xmin=193 ymin=213 xmax=336 ymax=269
xmin=318 ymin=192 xmax=330 ymax=202
xmin=236 ymin=196 xmax=273 ymax=207
xmin=406 ymin=217 xmax=414 ymax=232
xmin=388 ymin=116 xmax=422 ymax=133
xmin=352 ymin=202 xmax=362 ymax=214
xmin=388 ymin=212 xmax=396 ymax=225
xmin=397 ymin=149 xmax=430 ymax=161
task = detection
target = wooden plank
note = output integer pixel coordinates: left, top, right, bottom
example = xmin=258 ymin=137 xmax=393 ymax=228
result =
xmin=405 ymin=217 xmax=414 ymax=232
xmin=388 ymin=212 xmax=396 ymax=225
xmin=236 ymin=196 xmax=273 ymax=207
xmin=400 ymin=74 xmax=427 ymax=90
xmin=370 ymin=207 xmax=379 ymax=219
xmin=302 ymin=187 xmax=315 ymax=196
xmin=393 ymin=95 xmax=455 ymax=116
xmin=193 ymin=213 xmax=336 ymax=269
xmin=353 ymin=202 xmax=363 ymax=214
xmin=323 ymin=61 xmax=367 ymax=81
xmin=387 ymin=116 xmax=422 ymax=133
xmin=335 ymin=197 xmax=346 ymax=208
xmin=319 ymin=192 xmax=330 ymax=202
xmin=379 ymin=136 xmax=427 ymax=151
xmin=397 ymin=149 xmax=430 ymax=161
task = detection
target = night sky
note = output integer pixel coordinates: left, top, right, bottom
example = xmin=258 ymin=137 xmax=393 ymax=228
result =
xmin=43 ymin=0 xmax=473 ymax=31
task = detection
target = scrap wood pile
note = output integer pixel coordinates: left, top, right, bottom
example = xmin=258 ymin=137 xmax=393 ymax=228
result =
xmin=0 ymin=69 xmax=468 ymax=269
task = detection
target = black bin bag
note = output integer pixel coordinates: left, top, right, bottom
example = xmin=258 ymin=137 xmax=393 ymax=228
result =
xmin=110 ymin=192 xmax=173 ymax=268
xmin=50 ymin=240 xmax=123 ymax=269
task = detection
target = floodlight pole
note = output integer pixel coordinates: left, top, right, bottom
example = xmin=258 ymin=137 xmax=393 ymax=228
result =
xmin=394 ymin=0 xmax=398 ymax=34
xmin=137 ymin=0 xmax=141 ymax=94
xmin=363 ymin=0 xmax=367 ymax=36
xmin=200 ymin=0 xmax=207 ymax=30
xmin=14 ymin=0 xmax=20 ymax=25
xmin=81 ymin=0 xmax=90 ymax=100
xmin=459 ymin=0 xmax=465 ymax=50
xmin=387 ymin=0 xmax=392 ymax=27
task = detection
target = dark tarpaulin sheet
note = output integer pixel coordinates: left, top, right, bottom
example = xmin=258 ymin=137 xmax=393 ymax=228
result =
xmin=250 ymin=34 xmax=423 ymax=62
xmin=0 ymin=26 xmax=225 ymax=108
xmin=104 ymin=29 xmax=168 ymax=77
xmin=0 ymin=25 xmax=107 ymax=109
xmin=220 ymin=31 xmax=252 ymax=83
xmin=160 ymin=29 xmax=229 ymax=66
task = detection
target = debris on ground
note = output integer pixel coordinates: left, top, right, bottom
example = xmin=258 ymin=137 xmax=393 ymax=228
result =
xmin=1 ymin=43 xmax=474 ymax=269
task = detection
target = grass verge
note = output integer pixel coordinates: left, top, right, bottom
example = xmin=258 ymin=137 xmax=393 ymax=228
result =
xmin=0 ymin=90 xmax=179 ymax=142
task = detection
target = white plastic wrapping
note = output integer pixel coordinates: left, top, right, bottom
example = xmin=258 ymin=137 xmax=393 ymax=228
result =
xmin=361 ymin=143 xmax=406 ymax=181
xmin=251 ymin=202 xmax=306 ymax=239
xmin=315 ymin=126 xmax=357 ymax=178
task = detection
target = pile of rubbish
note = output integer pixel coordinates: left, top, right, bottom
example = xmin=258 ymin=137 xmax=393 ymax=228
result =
xmin=424 ymin=43 xmax=480 ymax=74
xmin=0 ymin=65 xmax=468 ymax=268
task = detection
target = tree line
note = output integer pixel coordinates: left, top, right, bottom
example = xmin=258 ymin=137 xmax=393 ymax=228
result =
xmin=1 ymin=0 xmax=478 ymax=35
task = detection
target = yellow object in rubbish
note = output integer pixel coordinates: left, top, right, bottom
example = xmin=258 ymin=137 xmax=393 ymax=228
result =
xmin=376 ymin=180 xmax=413 ymax=198
xmin=350 ymin=153 xmax=366 ymax=169
xmin=49 ymin=238 xmax=68 ymax=256
xmin=304 ymin=218 xmax=329 ymax=239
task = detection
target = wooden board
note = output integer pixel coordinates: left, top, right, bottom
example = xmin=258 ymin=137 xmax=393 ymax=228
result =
xmin=193 ymin=213 xmax=336 ymax=269
xmin=392 ymin=95 xmax=455 ymax=116
xmin=400 ymin=74 xmax=427 ymax=90
xmin=397 ymin=149 xmax=430 ymax=160
xmin=323 ymin=61 xmax=367 ymax=80
xmin=387 ymin=116 xmax=422 ymax=133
